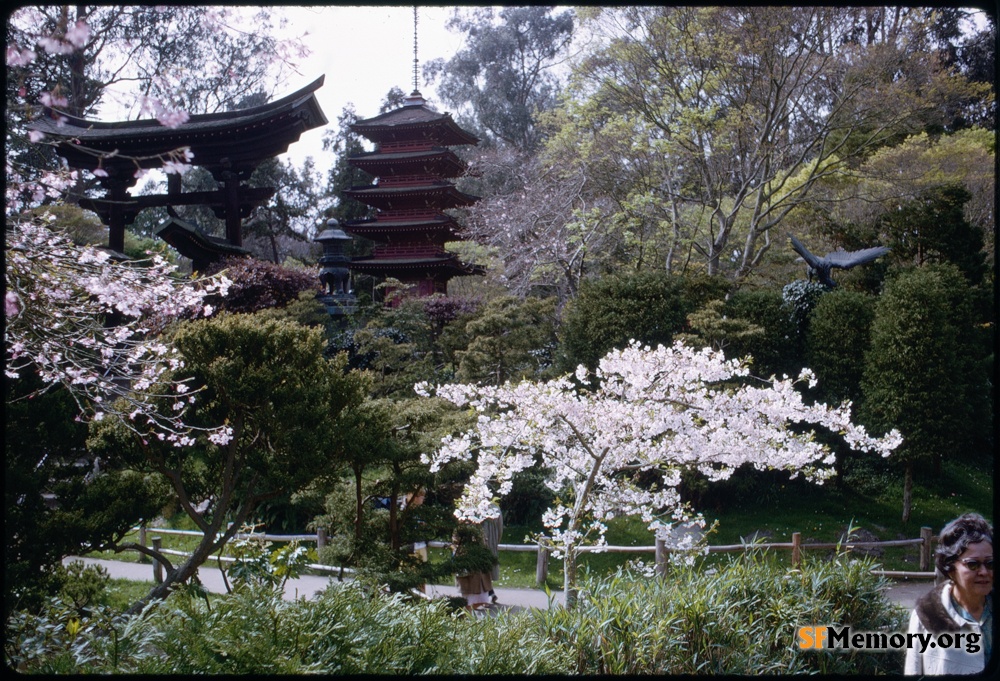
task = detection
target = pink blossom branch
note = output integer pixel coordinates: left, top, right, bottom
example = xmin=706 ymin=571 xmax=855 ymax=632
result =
xmin=5 ymin=216 xmax=233 ymax=446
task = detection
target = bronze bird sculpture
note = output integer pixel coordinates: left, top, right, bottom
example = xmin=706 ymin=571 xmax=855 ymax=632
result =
xmin=788 ymin=234 xmax=889 ymax=287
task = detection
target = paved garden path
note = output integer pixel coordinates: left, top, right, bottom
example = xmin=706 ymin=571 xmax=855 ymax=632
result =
xmin=66 ymin=556 xmax=929 ymax=613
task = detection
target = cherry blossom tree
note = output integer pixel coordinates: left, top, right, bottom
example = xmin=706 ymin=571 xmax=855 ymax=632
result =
xmin=420 ymin=340 xmax=901 ymax=606
xmin=5 ymin=213 xmax=231 ymax=446
xmin=461 ymin=146 xmax=612 ymax=301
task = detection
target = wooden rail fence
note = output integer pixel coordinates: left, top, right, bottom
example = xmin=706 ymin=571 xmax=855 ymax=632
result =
xmin=133 ymin=525 xmax=937 ymax=586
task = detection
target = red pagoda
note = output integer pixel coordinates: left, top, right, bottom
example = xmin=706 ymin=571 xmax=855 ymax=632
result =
xmin=343 ymin=90 xmax=483 ymax=300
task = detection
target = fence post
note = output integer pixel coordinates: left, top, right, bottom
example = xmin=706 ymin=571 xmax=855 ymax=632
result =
xmin=655 ymin=537 xmax=667 ymax=575
xmin=920 ymin=526 xmax=933 ymax=571
xmin=536 ymin=545 xmax=549 ymax=586
xmin=317 ymin=527 xmax=327 ymax=550
xmin=152 ymin=536 xmax=163 ymax=583
xmin=791 ymin=532 xmax=802 ymax=568
xmin=138 ymin=526 xmax=148 ymax=563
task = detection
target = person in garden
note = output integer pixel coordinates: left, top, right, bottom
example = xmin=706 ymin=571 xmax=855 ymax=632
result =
xmin=905 ymin=513 xmax=993 ymax=675
xmin=402 ymin=488 xmax=429 ymax=562
xmin=451 ymin=522 xmax=497 ymax=610
xmin=481 ymin=504 xmax=503 ymax=604
xmin=401 ymin=488 xmax=429 ymax=593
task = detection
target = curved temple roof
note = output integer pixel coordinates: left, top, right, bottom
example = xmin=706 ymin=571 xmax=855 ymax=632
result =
xmin=349 ymin=148 xmax=467 ymax=177
xmin=28 ymin=76 xmax=328 ymax=174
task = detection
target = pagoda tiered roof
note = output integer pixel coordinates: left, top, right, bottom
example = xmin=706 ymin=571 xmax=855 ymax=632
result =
xmin=343 ymin=213 xmax=463 ymax=243
xmin=343 ymin=90 xmax=482 ymax=298
xmin=343 ymin=182 xmax=479 ymax=211
xmin=350 ymin=92 xmax=479 ymax=147
xmin=348 ymin=148 xmax=467 ymax=177
xmin=349 ymin=254 xmax=484 ymax=277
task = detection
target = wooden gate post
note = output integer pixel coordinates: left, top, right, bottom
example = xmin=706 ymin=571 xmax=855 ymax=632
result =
xmin=152 ymin=536 xmax=163 ymax=583
xmin=317 ymin=527 xmax=327 ymax=550
xmin=536 ymin=545 xmax=549 ymax=586
xmin=791 ymin=532 xmax=802 ymax=568
xmin=655 ymin=537 xmax=667 ymax=575
xmin=920 ymin=526 xmax=933 ymax=571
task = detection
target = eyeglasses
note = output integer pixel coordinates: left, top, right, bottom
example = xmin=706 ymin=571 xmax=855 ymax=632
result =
xmin=959 ymin=558 xmax=994 ymax=572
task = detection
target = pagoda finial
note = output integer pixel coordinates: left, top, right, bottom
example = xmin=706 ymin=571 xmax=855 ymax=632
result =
xmin=412 ymin=6 xmax=420 ymax=95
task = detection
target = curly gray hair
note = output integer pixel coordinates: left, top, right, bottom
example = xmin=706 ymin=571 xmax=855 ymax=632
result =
xmin=935 ymin=513 xmax=993 ymax=577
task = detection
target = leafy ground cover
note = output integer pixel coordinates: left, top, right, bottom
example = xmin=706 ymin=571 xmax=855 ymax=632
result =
xmin=10 ymin=550 xmax=904 ymax=674
xmin=534 ymin=552 xmax=906 ymax=675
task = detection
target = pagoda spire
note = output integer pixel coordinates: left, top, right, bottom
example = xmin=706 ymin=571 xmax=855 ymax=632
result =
xmin=405 ymin=6 xmax=425 ymax=107
xmin=412 ymin=6 xmax=420 ymax=95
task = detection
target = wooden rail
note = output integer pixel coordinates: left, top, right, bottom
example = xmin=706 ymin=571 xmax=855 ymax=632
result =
xmin=133 ymin=525 xmax=937 ymax=587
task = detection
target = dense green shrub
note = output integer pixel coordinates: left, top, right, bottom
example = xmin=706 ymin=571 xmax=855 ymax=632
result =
xmin=499 ymin=465 xmax=557 ymax=526
xmin=862 ymin=264 xmax=985 ymax=520
xmin=451 ymin=295 xmax=559 ymax=384
xmin=806 ymin=289 xmax=876 ymax=406
xmin=723 ymin=288 xmax=802 ymax=378
xmin=557 ymin=271 xmax=704 ymax=372
xmin=781 ymin=279 xmax=827 ymax=361
xmin=6 ymin=547 xmax=909 ymax=675
xmin=8 ymin=582 xmax=569 ymax=674
xmin=534 ymin=551 xmax=906 ymax=675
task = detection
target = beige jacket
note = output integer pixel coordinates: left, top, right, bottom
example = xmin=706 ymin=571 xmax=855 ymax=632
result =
xmin=904 ymin=582 xmax=988 ymax=675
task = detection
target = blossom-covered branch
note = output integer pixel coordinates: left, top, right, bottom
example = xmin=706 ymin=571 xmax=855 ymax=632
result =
xmin=5 ymin=214 xmax=232 ymax=446
xmin=6 ymin=6 xmax=311 ymax=212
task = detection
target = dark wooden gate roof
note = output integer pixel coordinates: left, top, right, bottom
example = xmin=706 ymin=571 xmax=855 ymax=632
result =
xmin=28 ymin=75 xmax=328 ymax=176
xmin=26 ymin=76 xmax=328 ymax=256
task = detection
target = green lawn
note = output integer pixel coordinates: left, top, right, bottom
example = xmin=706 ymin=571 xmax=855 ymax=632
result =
xmin=482 ymin=456 xmax=993 ymax=590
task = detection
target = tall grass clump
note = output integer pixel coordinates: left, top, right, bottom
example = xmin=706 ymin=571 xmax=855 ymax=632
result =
xmin=534 ymin=550 xmax=907 ymax=675
xmin=7 ymin=581 xmax=570 ymax=674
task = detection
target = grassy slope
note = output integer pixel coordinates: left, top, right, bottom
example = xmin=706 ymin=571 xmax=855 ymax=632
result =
xmin=486 ymin=456 xmax=993 ymax=590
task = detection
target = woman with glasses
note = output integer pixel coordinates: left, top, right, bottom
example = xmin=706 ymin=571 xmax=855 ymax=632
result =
xmin=905 ymin=513 xmax=993 ymax=675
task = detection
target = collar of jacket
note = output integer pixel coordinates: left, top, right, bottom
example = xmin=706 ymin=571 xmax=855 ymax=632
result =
xmin=915 ymin=581 xmax=983 ymax=633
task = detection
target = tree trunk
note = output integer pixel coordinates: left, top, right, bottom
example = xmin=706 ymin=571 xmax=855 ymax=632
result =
xmin=123 ymin=513 xmax=245 ymax=615
xmin=354 ymin=466 xmax=364 ymax=544
xmin=268 ymin=231 xmax=280 ymax=264
xmin=563 ymin=546 xmax=578 ymax=609
xmin=389 ymin=464 xmax=401 ymax=552
xmin=68 ymin=5 xmax=90 ymax=118
xmin=901 ymin=461 xmax=913 ymax=523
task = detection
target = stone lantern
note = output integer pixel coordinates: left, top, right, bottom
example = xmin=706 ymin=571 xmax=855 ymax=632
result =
xmin=315 ymin=218 xmax=356 ymax=317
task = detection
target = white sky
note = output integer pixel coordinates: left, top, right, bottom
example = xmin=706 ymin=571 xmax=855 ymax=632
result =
xmin=265 ymin=5 xmax=468 ymax=174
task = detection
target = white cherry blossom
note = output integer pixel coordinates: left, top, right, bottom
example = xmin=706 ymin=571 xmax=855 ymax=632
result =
xmin=421 ymin=340 xmax=902 ymax=605
xmin=6 ymin=216 xmax=231 ymax=444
